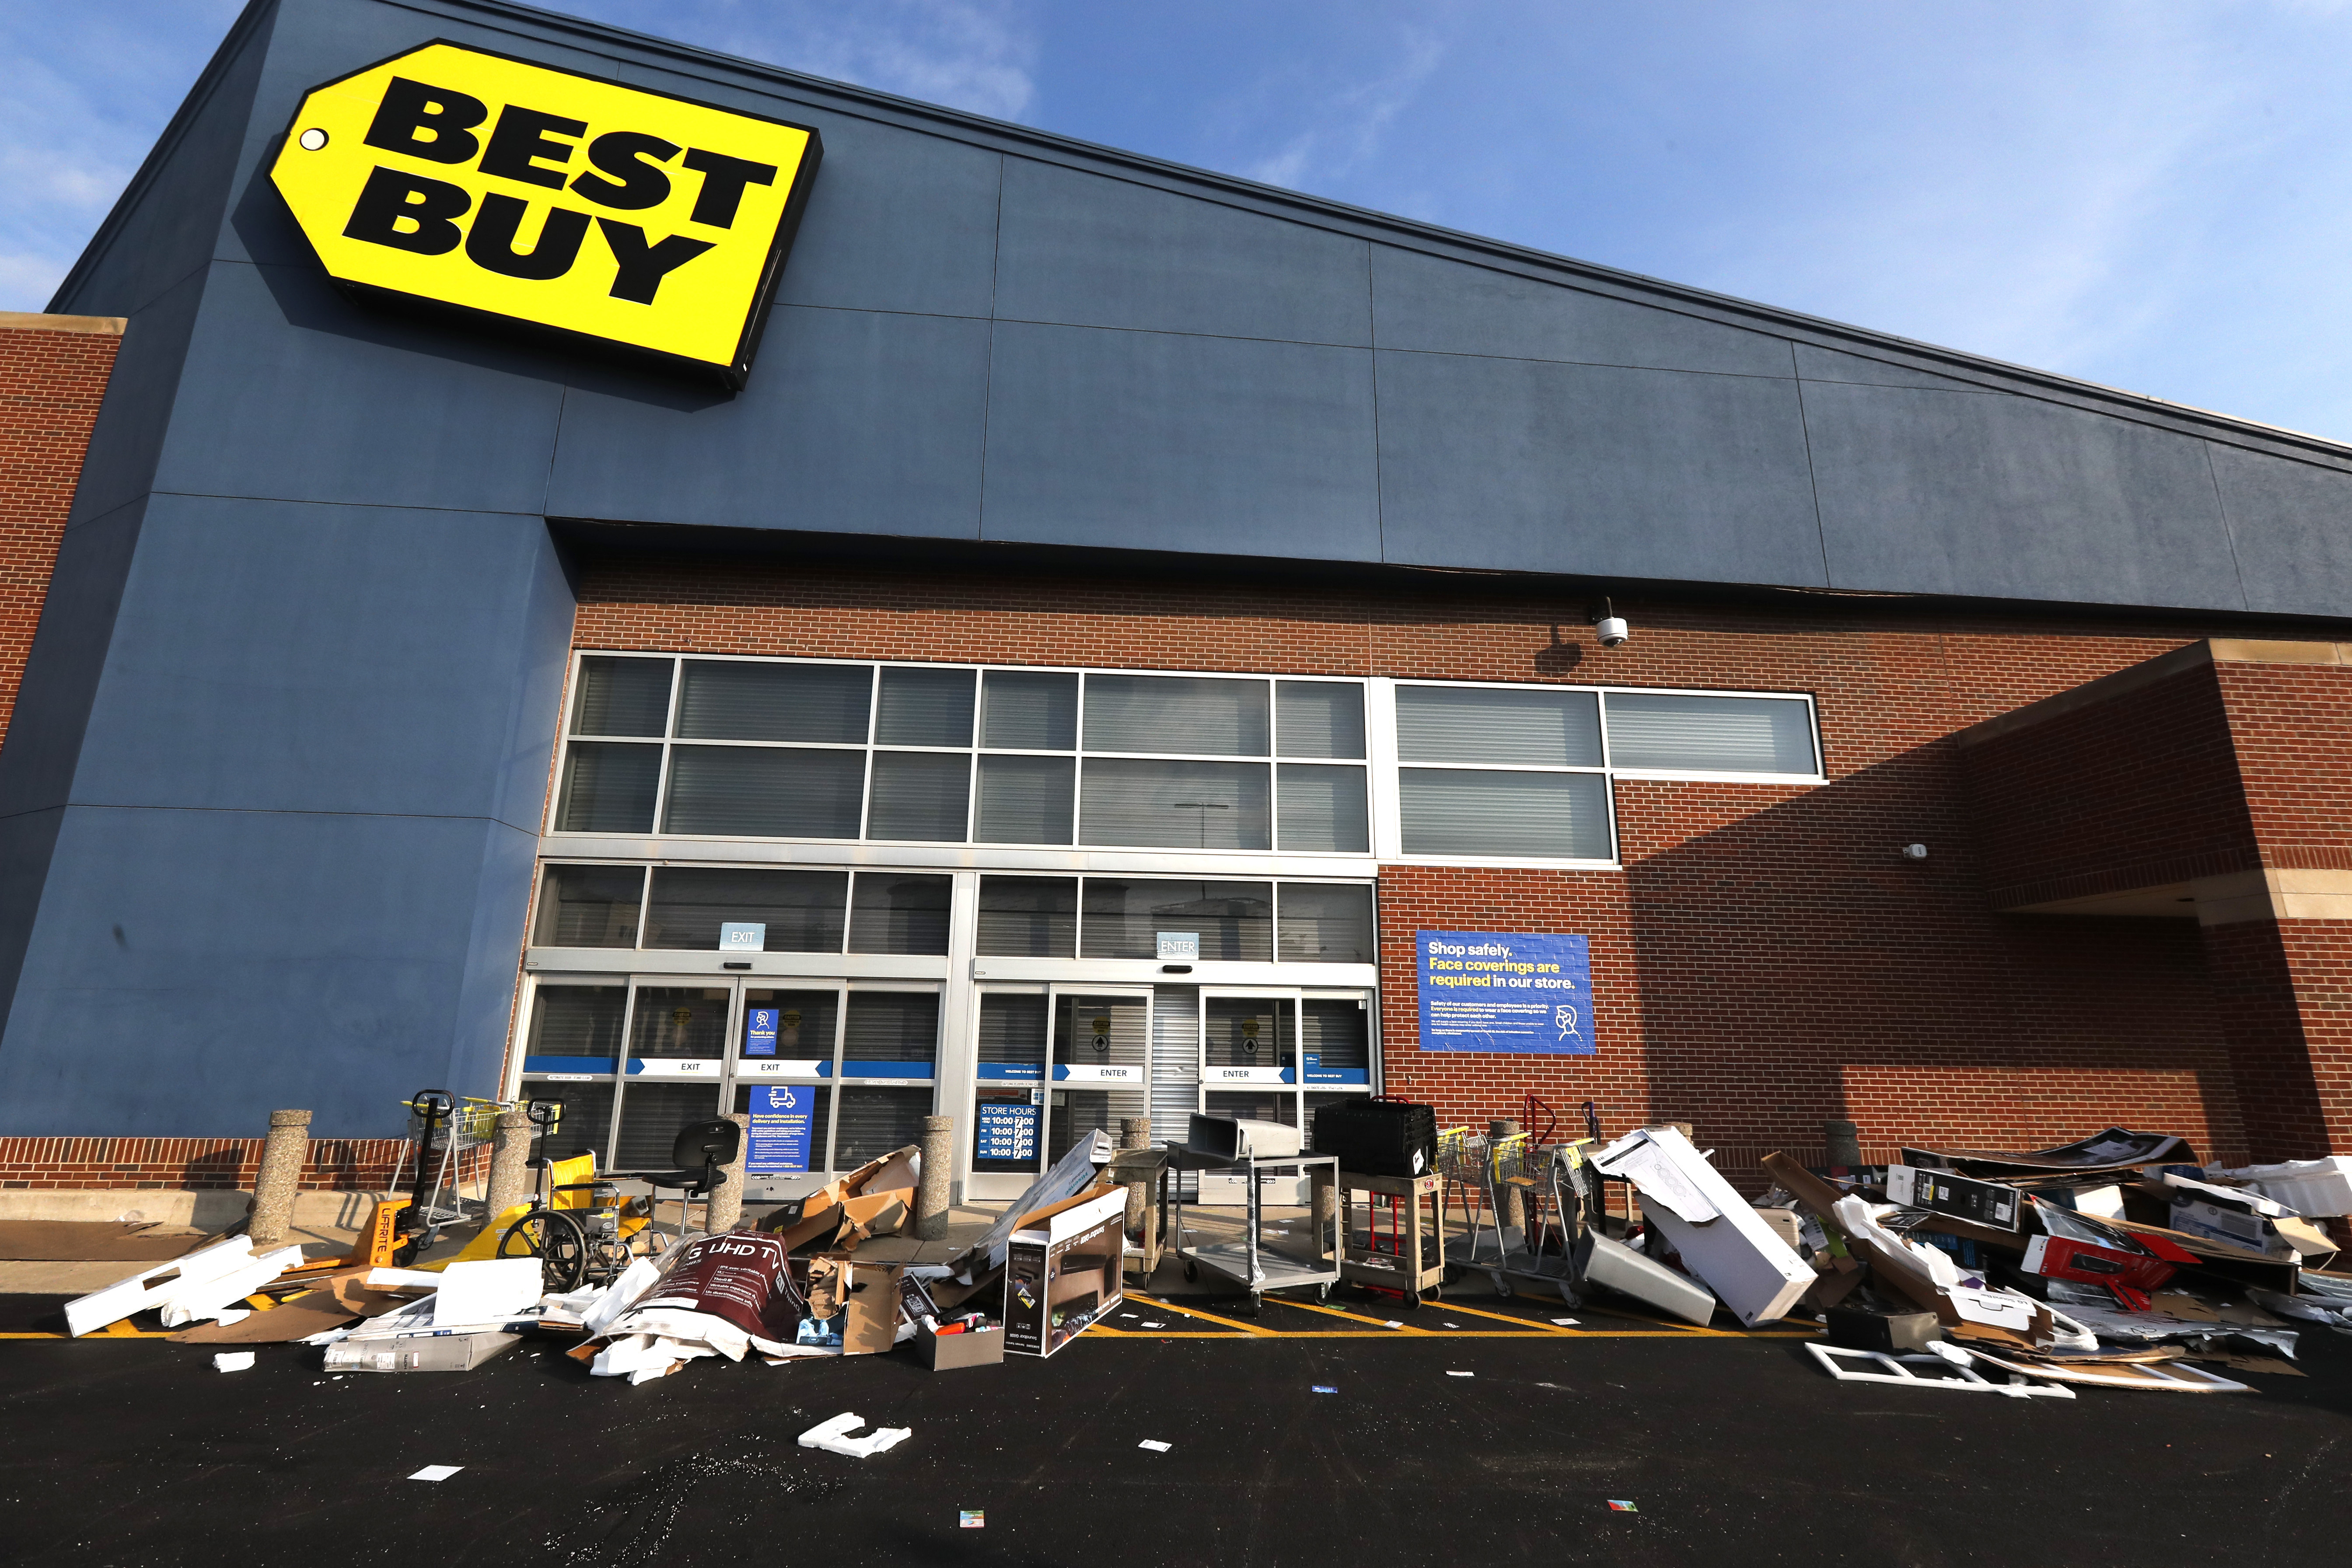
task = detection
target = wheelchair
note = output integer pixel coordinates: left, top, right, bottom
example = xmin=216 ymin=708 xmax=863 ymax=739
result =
xmin=495 ymin=1099 xmax=665 ymax=1292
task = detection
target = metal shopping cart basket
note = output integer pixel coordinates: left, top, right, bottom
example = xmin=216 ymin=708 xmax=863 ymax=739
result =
xmin=387 ymin=1093 xmax=506 ymax=1253
xmin=1438 ymin=1104 xmax=1596 ymax=1304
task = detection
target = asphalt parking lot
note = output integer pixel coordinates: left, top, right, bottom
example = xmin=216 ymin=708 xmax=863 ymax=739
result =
xmin=4 ymin=1279 xmax=2349 ymax=1568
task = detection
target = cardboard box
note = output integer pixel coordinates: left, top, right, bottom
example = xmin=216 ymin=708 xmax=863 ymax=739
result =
xmin=1824 ymin=1308 xmax=1942 ymax=1353
xmin=802 ymin=1254 xmax=906 ymax=1355
xmin=915 ymin=1321 xmax=1006 ymax=1369
xmin=1003 ymin=1188 xmax=1126 ymax=1357
xmin=324 ymin=1331 xmax=521 ymax=1372
xmin=1884 ymin=1163 xmax=2021 ymax=1232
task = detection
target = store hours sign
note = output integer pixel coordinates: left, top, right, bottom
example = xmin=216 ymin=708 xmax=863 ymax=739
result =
xmin=1415 ymin=930 xmax=1594 ymax=1055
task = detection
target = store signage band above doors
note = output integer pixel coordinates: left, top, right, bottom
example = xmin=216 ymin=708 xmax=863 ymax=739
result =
xmin=268 ymin=41 xmax=822 ymax=388
xmin=1416 ymin=930 xmax=1594 ymax=1055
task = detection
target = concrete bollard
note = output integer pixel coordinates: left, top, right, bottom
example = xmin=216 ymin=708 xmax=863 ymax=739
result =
xmin=916 ymin=1114 xmax=955 ymax=1241
xmin=248 ymin=1109 xmax=311 ymax=1247
xmin=1119 ymin=1117 xmax=1153 ymax=1264
xmin=1490 ymin=1117 xmax=1525 ymax=1234
xmin=703 ymin=1112 xmax=751 ymax=1233
xmin=483 ymin=1108 xmax=533 ymax=1221
xmin=1824 ymin=1119 xmax=1863 ymax=1170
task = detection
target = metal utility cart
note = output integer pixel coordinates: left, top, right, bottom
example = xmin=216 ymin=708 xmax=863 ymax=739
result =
xmin=1336 ymin=1169 xmax=1446 ymax=1308
xmin=1165 ymin=1146 xmax=1340 ymax=1315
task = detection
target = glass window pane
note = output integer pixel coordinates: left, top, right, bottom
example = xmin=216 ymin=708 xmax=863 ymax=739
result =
xmin=1276 ymin=884 xmax=1375 ymax=964
xmin=976 ymin=876 xmax=1077 ymax=957
xmin=1083 ymin=674 xmax=1269 ymax=756
xmin=1395 ymin=684 xmax=1602 ymax=766
xmin=1049 ymin=993 xmax=1148 ymax=1164
xmin=1276 ymin=681 xmax=1365 ymax=759
xmin=974 ymin=992 xmax=1047 ymax=1173
xmin=1398 ymin=768 xmax=1613 ymax=859
xmin=835 ymin=1086 xmax=934 ymax=1167
xmin=517 ymin=1079 xmax=615 ymax=1164
xmin=675 ymin=660 xmax=871 ymax=743
xmin=1206 ymin=996 xmax=1291 ymax=1071
xmin=555 ymin=742 xmax=661 ymax=833
xmin=741 ymin=989 xmax=838 ymax=1062
xmin=1276 ymin=763 xmax=1369 ymax=852
xmin=628 ymin=986 xmax=733 ymax=1059
xmin=848 ymin=873 xmax=952 ymax=955
xmin=1082 ymin=880 xmax=1272 ymax=960
xmin=1080 ymin=759 xmax=1271 ymax=849
xmin=523 ymin=984 xmax=627 ymax=1066
xmin=1604 ymin=691 xmax=1818 ymax=774
xmin=842 ymin=991 xmax=940 ymax=1066
xmin=1301 ymin=998 xmax=1371 ymax=1080
xmin=875 ymin=667 xmax=975 ymax=747
xmin=661 ymin=746 xmax=865 ymax=838
xmin=975 ymin=754 xmax=1074 ymax=844
xmin=571 ymin=656 xmax=673 ymax=737
xmin=866 ymin=751 xmax=970 ymax=842
xmin=531 ymin=864 xmax=645 ymax=948
xmin=980 ymin=670 xmax=1077 ymax=749
xmin=643 ymin=868 xmax=847 ymax=952
xmin=615 ymin=1081 xmax=724 ymax=1170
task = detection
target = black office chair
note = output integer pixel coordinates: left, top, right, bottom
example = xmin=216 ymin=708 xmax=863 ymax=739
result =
xmin=636 ymin=1118 xmax=743 ymax=1240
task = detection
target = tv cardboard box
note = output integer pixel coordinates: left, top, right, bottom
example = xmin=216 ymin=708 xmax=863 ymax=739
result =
xmin=1003 ymin=1187 xmax=1126 ymax=1358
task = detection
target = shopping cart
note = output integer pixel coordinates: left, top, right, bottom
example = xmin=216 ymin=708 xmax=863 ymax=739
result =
xmin=386 ymin=1092 xmax=506 ymax=1262
xmin=1438 ymin=1100 xmax=1595 ymax=1303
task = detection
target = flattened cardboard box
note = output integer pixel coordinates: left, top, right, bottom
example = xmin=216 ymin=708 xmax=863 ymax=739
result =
xmin=1003 ymin=1188 xmax=1126 ymax=1358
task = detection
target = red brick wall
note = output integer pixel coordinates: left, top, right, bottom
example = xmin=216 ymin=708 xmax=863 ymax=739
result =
xmin=1958 ymin=660 xmax=2258 ymax=906
xmin=2213 ymin=660 xmax=2352 ymax=871
xmin=0 ymin=318 xmax=122 ymax=750
xmin=0 ymin=1135 xmax=464 ymax=1192
xmin=570 ymin=556 xmax=2291 ymax=1170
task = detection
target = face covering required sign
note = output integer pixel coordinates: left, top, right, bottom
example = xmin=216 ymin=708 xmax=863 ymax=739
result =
xmin=269 ymin=42 xmax=821 ymax=386
xmin=1416 ymin=930 xmax=1594 ymax=1055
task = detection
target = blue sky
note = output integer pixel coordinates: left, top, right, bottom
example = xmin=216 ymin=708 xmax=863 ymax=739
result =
xmin=7 ymin=1 xmax=2352 ymax=440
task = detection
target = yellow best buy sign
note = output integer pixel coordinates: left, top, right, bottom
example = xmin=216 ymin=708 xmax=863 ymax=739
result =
xmin=270 ymin=42 xmax=821 ymax=387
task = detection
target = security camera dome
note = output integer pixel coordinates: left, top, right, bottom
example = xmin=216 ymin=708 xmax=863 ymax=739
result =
xmin=1595 ymin=615 xmax=1629 ymax=647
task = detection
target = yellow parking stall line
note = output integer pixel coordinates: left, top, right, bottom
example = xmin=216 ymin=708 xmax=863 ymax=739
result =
xmin=1266 ymin=1296 xmax=1433 ymax=1333
xmin=1124 ymin=1293 xmax=1275 ymax=1337
xmin=1426 ymin=1299 xmax=1580 ymax=1333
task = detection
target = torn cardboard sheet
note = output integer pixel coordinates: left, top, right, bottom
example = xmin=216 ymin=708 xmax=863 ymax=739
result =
xmin=169 ymin=1271 xmax=412 ymax=1344
xmin=769 ymin=1146 xmax=921 ymax=1253
xmin=2206 ymin=1156 xmax=2352 ymax=1218
xmin=1958 ymin=1344 xmax=2250 ymax=1393
xmin=1593 ymin=1126 xmax=1812 ymax=1326
xmin=1899 ymin=1127 xmax=2196 ymax=1178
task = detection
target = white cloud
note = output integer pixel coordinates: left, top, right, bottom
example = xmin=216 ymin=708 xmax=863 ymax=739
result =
xmin=1239 ymin=27 xmax=1448 ymax=192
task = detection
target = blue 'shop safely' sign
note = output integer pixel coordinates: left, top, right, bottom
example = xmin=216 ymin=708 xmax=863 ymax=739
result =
xmin=1415 ymin=930 xmax=1594 ymax=1054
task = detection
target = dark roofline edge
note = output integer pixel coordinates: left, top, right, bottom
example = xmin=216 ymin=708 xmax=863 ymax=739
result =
xmin=54 ymin=0 xmax=2352 ymax=478
xmin=547 ymin=517 xmax=2352 ymax=639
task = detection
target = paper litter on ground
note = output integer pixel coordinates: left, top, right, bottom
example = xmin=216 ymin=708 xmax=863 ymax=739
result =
xmin=212 ymin=1351 xmax=254 ymax=1372
xmin=1138 ymin=1439 xmax=1172 ymax=1452
xmin=407 ymin=1465 xmax=462 ymax=1482
xmin=798 ymin=1412 xmax=910 ymax=1458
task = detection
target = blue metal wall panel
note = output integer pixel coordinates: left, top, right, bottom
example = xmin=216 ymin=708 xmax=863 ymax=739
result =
xmin=1793 ymin=342 xmax=1989 ymax=392
xmin=995 ymin=158 xmax=1374 ymax=345
xmin=1804 ymin=381 xmax=2246 ymax=608
xmin=0 ymin=807 xmax=537 ymax=1136
xmin=1371 ymin=245 xmax=1796 ymax=377
xmin=1375 ymin=350 xmax=1828 ymax=585
xmin=769 ymin=125 xmax=1002 ymax=318
xmin=151 ymin=260 xmax=568 ymax=516
xmin=65 ymin=496 xmax=568 ymax=825
xmin=980 ymin=321 xmax=1381 ymax=559
xmin=546 ymin=305 xmax=991 ymax=535
xmin=2208 ymin=445 xmax=2352 ymax=619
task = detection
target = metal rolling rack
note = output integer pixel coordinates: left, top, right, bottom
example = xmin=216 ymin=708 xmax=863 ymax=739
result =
xmin=1164 ymin=1145 xmax=1341 ymax=1315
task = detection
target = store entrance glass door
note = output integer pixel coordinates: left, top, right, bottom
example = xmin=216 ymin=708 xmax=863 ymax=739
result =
xmin=730 ymin=983 xmax=942 ymax=1192
xmin=965 ymin=984 xmax=1150 ymax=1199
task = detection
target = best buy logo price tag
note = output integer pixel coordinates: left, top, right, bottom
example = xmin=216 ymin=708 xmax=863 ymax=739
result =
xmin=269 ymin=41 xmax=821 ymax=387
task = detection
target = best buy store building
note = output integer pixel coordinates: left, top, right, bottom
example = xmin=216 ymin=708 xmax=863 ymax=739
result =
xmin=8 ymin=0 xmax=2352 ymax=1196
